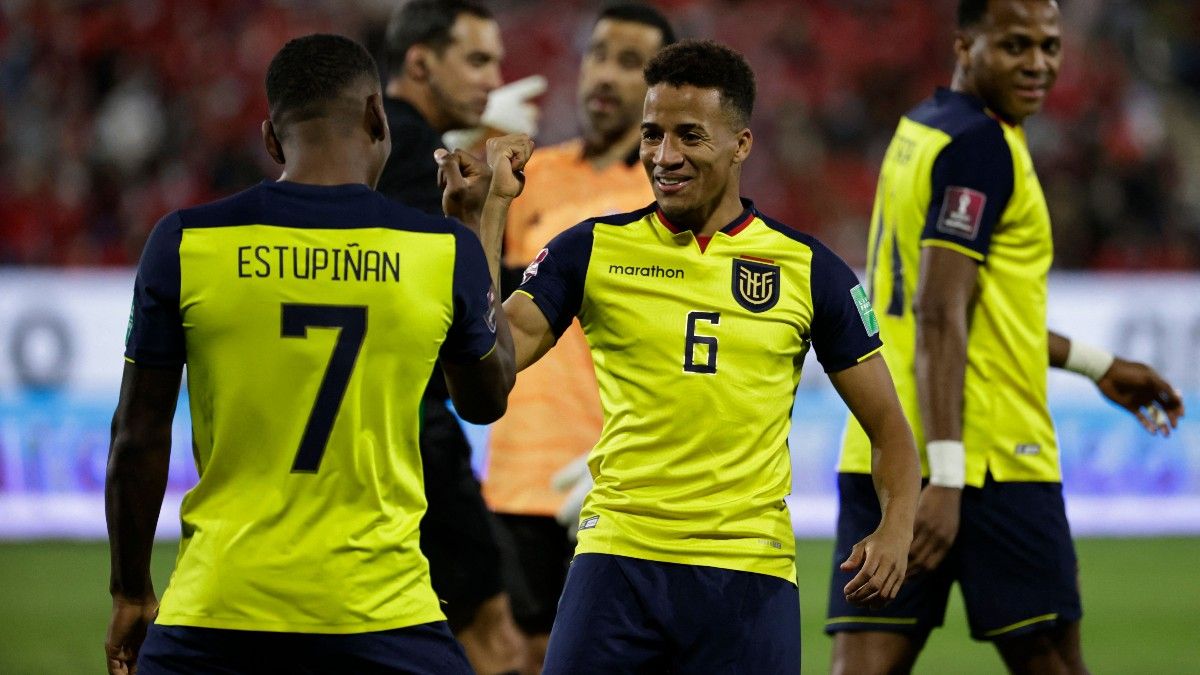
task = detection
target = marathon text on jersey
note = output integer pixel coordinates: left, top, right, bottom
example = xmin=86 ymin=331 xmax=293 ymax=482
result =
xmin=607 ymin=263 xmax=685 ymax=279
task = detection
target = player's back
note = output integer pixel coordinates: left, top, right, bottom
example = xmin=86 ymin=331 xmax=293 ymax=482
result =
xmin=129 ymin=180 xmax=493 ymax=633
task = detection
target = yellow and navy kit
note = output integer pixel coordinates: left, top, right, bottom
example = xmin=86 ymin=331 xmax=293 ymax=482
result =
xmin=124 ymin=180 xmax=498 ymax=633
xmin=840 ymin=87 xmax=1058 ymax=486
xmin=517 ymin=200 xmax=882 ymax=583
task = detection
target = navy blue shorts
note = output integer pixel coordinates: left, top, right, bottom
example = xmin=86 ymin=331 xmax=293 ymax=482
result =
xmin=826 ymin=473 xmax=1082 ymax=641
xmin=137 ymin=620 xmax=471 ymax=674
xmin=543 ymin=553 xmax=800 ymax=674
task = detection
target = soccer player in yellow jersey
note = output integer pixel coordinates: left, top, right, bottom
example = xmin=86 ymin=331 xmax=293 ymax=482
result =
xmin=482 ymin=5 xmax=674 ymax=671
xmin=826 ymin=2 xmax=1185 ymax=674
xmin=465 ymin=40 xmax=921 ymax=673
xmin=104 ymin=34 xmax=523 ymax=674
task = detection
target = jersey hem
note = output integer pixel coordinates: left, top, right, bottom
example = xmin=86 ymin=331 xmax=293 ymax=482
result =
xmin=152 ymin=608 xmax=447 ymax=634
xmin=573 ymin=541 xmax=797 ymax=585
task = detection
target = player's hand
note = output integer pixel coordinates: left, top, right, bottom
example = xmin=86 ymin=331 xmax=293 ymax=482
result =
xmin=435 ymin=147 xmax=491 ymax=226
xmin=840 ymin=522 xmax=911 ymax=610
xmin=551 ymin=453 xmax=592 ymax=540
xmin=105 ymin=593 xmax=157 ymax=675
xmin=906 ymin=484 xmax=961 ymax=579
xmin=1097 ymin=357 xmax=1184 ymax=436
xmin=485 ymin=134 xmax=534 ymax=201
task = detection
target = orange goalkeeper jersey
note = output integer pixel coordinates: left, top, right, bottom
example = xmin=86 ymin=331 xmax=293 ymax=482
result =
xmin=484 ymin=139 xmax=652 ymax=516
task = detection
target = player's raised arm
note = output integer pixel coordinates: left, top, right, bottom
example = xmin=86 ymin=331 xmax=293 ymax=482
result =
xmin=829 ymin=355 xmax=921 ymax=609
xmin=436 ymin=134 xmax=533 ymax=290
xmin=1048 ymin=331 xmax=1184 ymax=436
xmin=105 ymin=362 xmax=182 ymax=674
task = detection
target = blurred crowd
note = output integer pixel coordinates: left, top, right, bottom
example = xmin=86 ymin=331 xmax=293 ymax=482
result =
xmin=2 ymin=0 xmax=1199 ymax=268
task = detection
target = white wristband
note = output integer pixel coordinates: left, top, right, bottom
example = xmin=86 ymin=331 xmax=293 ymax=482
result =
xmin=1064 ymin=340 xmax=1114 ymax=382
xmin=926 ymin=440 xmax=966 ymax=489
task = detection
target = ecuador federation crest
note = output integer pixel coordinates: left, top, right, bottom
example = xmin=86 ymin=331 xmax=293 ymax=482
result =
xmin=731 ymin=258 xmax=780 ymax=312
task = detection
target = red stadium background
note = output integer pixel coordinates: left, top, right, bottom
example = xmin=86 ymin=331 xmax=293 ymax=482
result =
xmin=2 ymin=0 xmax=1199 ymax=270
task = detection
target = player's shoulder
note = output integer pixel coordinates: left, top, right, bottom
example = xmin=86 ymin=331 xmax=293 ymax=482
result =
xmin=751 ymin=208 xmax=834 ymax=257
xmin=171 ymin=182 xmax=276 ymax=230
xmin=587 ymin=202 xmax=657 ymax=229
xmin=905 ymin=88 xmax=1006 ymax=146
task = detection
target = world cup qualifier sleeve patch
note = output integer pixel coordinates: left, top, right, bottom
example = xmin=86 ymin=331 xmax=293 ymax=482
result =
xmin=850 ymin=284 xmax=879 ymax=337
xmin=935 ymin=186 xmax=987 ymax=240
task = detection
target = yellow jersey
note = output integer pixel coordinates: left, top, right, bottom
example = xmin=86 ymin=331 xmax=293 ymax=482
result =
xmin=517 ymin=201 xmax=882 ymax=582
xmin=124 ymin=180 xmax=498 ymax=632
xmin=840 ymin=88 xmax=1058 ymax=486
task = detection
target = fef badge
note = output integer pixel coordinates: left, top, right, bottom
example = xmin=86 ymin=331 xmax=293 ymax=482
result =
xmin=731 ymin=258 xmax=780 ymax=312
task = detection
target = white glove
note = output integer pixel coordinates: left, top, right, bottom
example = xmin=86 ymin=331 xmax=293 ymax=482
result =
xmin=483 ymin=75 xmax=547 ymax=135
xmin=551 ymin=453 xmax=593 ymax=538
xmin=442 ymin=75 xmax=547 ymax=150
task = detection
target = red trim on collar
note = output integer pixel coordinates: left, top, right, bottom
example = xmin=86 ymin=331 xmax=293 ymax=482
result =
xmin=724 ymin=212 xmax=755 ymax=236
xmin=655 ymin=208 xmax=682 ymax=234
xmin=697 ymin=235 xmax=711 ymax=253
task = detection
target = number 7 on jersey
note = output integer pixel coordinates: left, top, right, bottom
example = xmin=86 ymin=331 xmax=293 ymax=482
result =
xmin=281 ymin=304 xmax=367 ymax=473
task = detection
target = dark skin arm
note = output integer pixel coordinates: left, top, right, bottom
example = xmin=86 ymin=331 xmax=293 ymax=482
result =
xmin=105 ymin=362 xmax=182 ymax=675
xmin=908 ymin=245 xmax=978 ymax=578
xmin=830 ymin=354 xmax=921 ymax=609
xmin=1048 ymin=332 xmax=1184 ymax=436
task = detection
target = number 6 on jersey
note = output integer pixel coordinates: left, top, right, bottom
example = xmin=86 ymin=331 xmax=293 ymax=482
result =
xmin=684 ymin=311 xmax=720 ymax=374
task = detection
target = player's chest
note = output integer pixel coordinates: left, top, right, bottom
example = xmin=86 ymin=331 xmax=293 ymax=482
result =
xmin=579 ymin=236 xmax=813 ymax=361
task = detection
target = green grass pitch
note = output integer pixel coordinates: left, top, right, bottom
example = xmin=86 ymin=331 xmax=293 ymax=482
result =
xmin=0 ymin=537 xmax=1195 ymax=674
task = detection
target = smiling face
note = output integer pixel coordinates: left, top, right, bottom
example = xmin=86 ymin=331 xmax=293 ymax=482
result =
xmin=955 ymin=0 xmax=1062 ymax=123
xmin=639 ymin=83 xmax=752 ymax=230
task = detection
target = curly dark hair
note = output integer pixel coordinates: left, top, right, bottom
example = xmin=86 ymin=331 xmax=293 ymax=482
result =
xmin=266 ymin=33 xmax=378 ymax=130
xmin=643 ymin=39 xmax=755 ymax=127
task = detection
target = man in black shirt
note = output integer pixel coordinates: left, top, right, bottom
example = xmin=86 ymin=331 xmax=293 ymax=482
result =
xmin=379 ymin=2 xmax=524 ymax=674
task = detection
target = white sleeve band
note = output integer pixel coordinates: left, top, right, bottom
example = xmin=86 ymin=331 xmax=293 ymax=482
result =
xmin=926 ymin=440 xmax=966 ymax=489
xmin=1064 ymin=340 xmax=1114 ymax=382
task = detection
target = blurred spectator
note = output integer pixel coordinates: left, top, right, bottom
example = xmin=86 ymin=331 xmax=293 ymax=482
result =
xmin=1 ymin=0 xmax=1197 ymax=269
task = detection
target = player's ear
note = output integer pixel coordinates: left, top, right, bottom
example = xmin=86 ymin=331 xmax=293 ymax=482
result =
xmin=406 ymin=45 xmax=433 ymax=82
xmin=262 ymin=120 xmax=285 ymax=165
xmin=366 ymin=92 xmax=388 ymax=143
xmin=953 ymin=30 xmax=974 ymax=73
xmin=732 ymin=127 xmax=752 ymax=165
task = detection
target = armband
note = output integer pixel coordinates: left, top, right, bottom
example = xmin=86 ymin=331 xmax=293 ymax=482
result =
xmin=926 ymin=440 xmax=965 ymax=489
xmin=1064 ymin=340 xmax=1114 ymax=382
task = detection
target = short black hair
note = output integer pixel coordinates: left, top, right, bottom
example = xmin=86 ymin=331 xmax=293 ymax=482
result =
xmin=386 ymin=0 xmax=493 ymax=76
xmin=597 ymin=2 xmax=677 ymax=47
xmin=958 ymin=0 xmax=990 ymax=29
xmin=266 ymin=34 xmax=378 ymax=128
xmin=644 ymin=40 xmax=755 ymax=127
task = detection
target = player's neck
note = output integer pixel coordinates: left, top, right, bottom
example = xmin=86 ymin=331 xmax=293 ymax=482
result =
xmin=669 ymin=190 xmax=746 ymax=238
xmin=582 ymin=125 xmax=641 ymax=171
xmin=277 ymin=146 xmax=376 ymax=188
